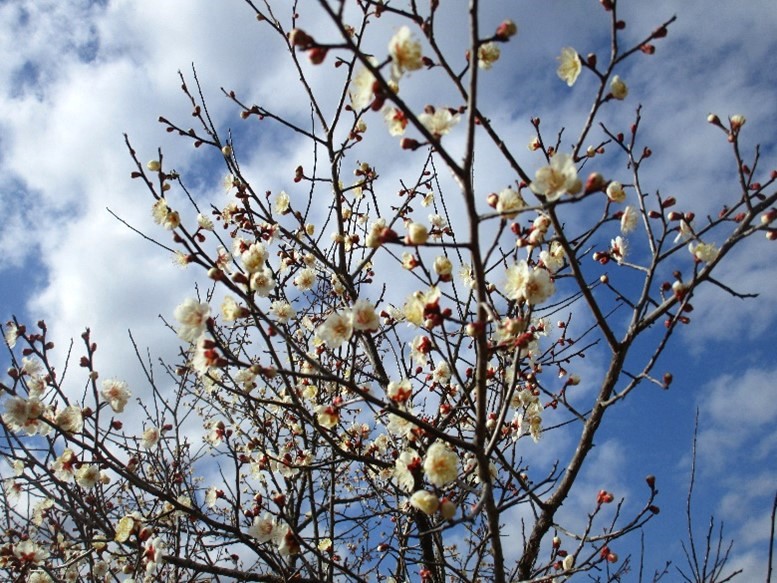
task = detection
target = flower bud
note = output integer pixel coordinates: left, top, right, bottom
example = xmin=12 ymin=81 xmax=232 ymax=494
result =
xmin=495 ymin=20 xmax=518 ymax=40
xmin=410 ymin=490 xmax=440 ymax=515
xmin=585 ymin=172 xmax=606 ymax=194
xmin=147 ymin=160 xmax=161 ymax=172
xmin=610 ymin=76 xmax=628 ymax=100
xmin=439 ymin=498 xmax=457 ymax=520
xmin=729 ymin=114 xmax=746 ymax=131
xmin=406 ymin=223 xmax=429 ymax=245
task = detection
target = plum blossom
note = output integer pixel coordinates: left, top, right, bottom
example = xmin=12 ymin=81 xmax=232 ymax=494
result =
xmin=142 ymin=426 xmax=161 ymax=449
xmin=349 ymin=63 xmax=377 ymax=110
xmin=504 ymin=261 xmax=555 ymax=305
xmin=689 ymin=241 xmax=719 ymax=263
xmin=423 ymin=442 xmax=459 ymax=487
xmin=611 ymin=236 xmax=628 ymax=264
xmin=351 ymin=299 xmax=380 ymax=332
xmin=529 ymin=153 xmax=581 ymax=201
xmin=277 ymin=528 xmax=301 ymax=556
xmin=270 ymin=300 xmax=297 ymax=324
xmin=151 ymin=198 xmax=180 ymax=230
xmin=317 ymin=311 xmax=353 ymax=348
xmin=387 ymin=379 xmax=413 ymax=403
xmin=274 ymin=191 xmax=290 ymax=215
xmin=174 ymin=298 xmax=210 ymax=342
xmin=3 ymin=396 xmax=46 ymax=435
xmin=250 ymin=268 xmax=276 ymax=296
xmin=394 ymin=449 xmax=421 ymax=492
xmin=75 ymin=464 xmax=100 ymax=489
xmin=248 ymin=514 xmax=277 ymax=542
xmin=409 ymin=490 xmax=439 ymax=514
xmin=221 ymin=296 xmax=247 ymax=321
xmin=4 ymin=322 xmax=18 ymax=348
xmin=316 ymin=404 xmax=340 ymax=429
xmin=419 ymin=108 xmax=461 ymax=137
xmin=433 ymin=256 xmax=453 ymax=280
xmin=432 ymin=360 xmax=452 ymax=385
xmin=610 ymin=75 xmax=628 ymax=100
xmin=384 ymin=107 xmax=408 ymax=136
xmin=192 ymin=336 xmax=221 ymax=376
xmin=144 ymin=536 xmax=165 ymax=573
xmin=196 ymin=213 xmax=213 ymax=230
xmin=389 ymin=26 xmax=423 ymax=80
xmin=478 ymin=42 xmax=501 ymax=69
xmin=540 ymin=241 xmax=565 ymax=273
xmin=407 ymin=222 xmax=429 ymax=245
xmin=51 ymin=449 xmax=77 ymax=482
xmin=496 ymin=187 xmax=526 ymax=218
xmin=557 ymin=47 xmax=582 ymax=86
xmin=241 ymin=242 xmax=269 ymax=273
xmin=294 ymin=267 xmax=316 ymax=291
xmin=101 ymin=379 xmax=132 ymax=413
xmin=621 ymin=205 xmax=638 ymax=233
xmin=56 ymin=405 xmax=83 ymax=433
xmin=606 ymin=181 xmax=626 ymax=203
xmin=13 ymin=540 xmax=49 ymax=565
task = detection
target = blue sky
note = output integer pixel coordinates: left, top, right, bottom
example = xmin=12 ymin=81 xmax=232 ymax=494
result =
xmin=1 ymin=0 xmax=776 ymax=579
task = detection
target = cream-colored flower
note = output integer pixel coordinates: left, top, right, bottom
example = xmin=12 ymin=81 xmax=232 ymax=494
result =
xmin=540 ymin=241 xmax=565 ymax=273
xmin=142 ymin=426 xmax=160 ymax=449
xmin=389 ymin=26 xmax=423 ymax=80
xmin=496 ymin=187 xmax=526 ymax=218
xmin=51 ymin=449 xmax=77 ymax=482
xmin=114 ymin=515 xmax=137 ymax=542
xmin=4 ymin=322 xmax=19 ymax=348
xmin=557 ymin=47 xmax=582 ymax=86
xmin=250 ymin=268 xmax=276 ymax=297
xmin=409 ymin=490 xmax=439 ymax=514
xmin=349 ymin=63 xmax=377 ymax=110
xmin=407 ymin=222 xmax=429 ymax=245
xmin=606 ymin=181 xmax=626 ymax=203
xmin=317 ymin=311 xmax=353 ymax=348
xmin=101 ymin=379 xmax=131 ymax=413
xmin=274 ymin=191 xmax=290 ymax=215
xmin=505 ymin=261 xmax=555 ymax=305
xmin=351 ymin=299 xmax=380 ymax=332
xmin=387 ymin=378 xmax=413 ymax=404
xmin=689 ymin=241 xmax=719 ymax=263
xmin=419 ymin=108 xmax=460 ymax=137
xmin=611 ymin=236 xmax=628 ymax=264
xmin=174 ymin=298 xmax=210 ymax=342
xmin=56 ymin=405 xmax=83 ymax=433
xmin=75 ymin=464 xmax=100 ymax=489
xmin=529 ymin=153 xmax=580 ymax=201
xmin=316 ymin=404 xmax=340 ymax=429
xmin=270 ymin=300 xmax=296 ymax=324
xmin=432 ymin=360 xmax=452 ymax=385
xmin=197 ymin=213 xmax=214 ymax=231
xmin=423 ymin=442 xmax=458 ymax=487
xmin=478 ymin=42 xmax=501 ymax=70
xmin=394 ymin=449 xmax=420 ymax=492
xmin=621 ymin=205 xmax=638 ymax=233
xmin=294 ymin=267 xmax=316 ymax=292
xmin=384 ymin=107 xmax=408 ymax=136
xmin=610 ymin=75 xmax=628 ymax=100
xmin=433 ymin=256 xmax=453 ymax=279
xmin=221 ymin=296 xmax=246 ymax=322
xmin=241 ymin=242 xmax=269 ymax=273
xmin=248 ymin=514 xmax=276 ymax=542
